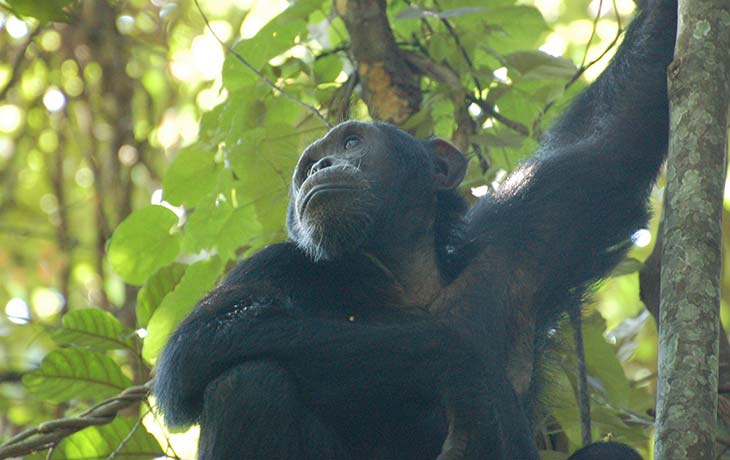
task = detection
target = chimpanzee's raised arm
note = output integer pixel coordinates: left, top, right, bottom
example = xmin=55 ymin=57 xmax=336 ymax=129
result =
xmin=463 ymin=0 xmax=676 ymax=325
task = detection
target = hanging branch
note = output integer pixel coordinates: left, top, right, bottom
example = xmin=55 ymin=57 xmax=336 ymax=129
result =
xmin=192 ymin=0 xmax=332 ymax=128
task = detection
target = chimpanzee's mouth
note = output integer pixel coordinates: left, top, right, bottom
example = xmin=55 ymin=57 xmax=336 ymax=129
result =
xmin=300 ymin=184 xmax=360 ymax=213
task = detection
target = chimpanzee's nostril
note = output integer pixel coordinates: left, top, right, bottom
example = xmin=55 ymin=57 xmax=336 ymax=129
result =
xmin=309 ymin=157 xmax=334 ymax=176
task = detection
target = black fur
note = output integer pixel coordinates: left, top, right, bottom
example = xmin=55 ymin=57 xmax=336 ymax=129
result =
xmin=153 ymin=0 xmax=676 ymax=458
xmin=568 ymin=442 xmax=643 ymax=460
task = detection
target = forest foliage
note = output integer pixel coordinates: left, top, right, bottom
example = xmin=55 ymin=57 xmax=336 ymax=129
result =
xmin=1 ymin=0 xmax=726 ymax=459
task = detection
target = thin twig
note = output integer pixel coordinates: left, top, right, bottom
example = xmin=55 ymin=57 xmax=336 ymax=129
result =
xmin=192 ymin=0 xmax=331 ymax=128
xmin=468 ymin=95 xmax=530 ymax=136
xmin=580 ymin=0 xmax=604 ymax=70
xmin=432 ymin=0 xmax=483 ymax=93
xmin=0 ymin=26 xmax=43 ymax=101
xmin=402 ymin=51 xmax=530 ymax=136
xmin=107 ymin=411 xmax=145 ymax=460
xmin=564 ymin=0 xmax=623 ymax=90
xmin=533 ymin=1 xmax=623 ymax=136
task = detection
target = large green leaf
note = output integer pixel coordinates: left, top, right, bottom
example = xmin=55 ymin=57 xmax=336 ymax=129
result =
xmin=162 ymin=144 xmax=222 ymax=207
xmin=480 ymin=5 xmax=548 ymax=53
xmin=226 ymin=122 xmax=312 ymax=233
xmin=142 ymin=256 xmax=223 ymax=363
xmin=182 ymin=195 xmax=263 ymax=261
xmin=23 ymin=349 xmax=132 ymax=403
xmin=108 ymin=206 xmax=181 ymax=286
xmin=52 ymin=309 xmax=133 ymax=351
xmin=49 ymin=416 xmax=163 ymax=460
xmin=136 ymin=263 xmax=187 ymax=328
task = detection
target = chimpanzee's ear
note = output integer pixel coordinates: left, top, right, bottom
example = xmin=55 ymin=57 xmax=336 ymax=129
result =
xmin=427 ymin=138 xmax=468 ymax=190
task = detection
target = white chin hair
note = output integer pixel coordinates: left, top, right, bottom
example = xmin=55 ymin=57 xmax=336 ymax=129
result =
xmin=295 ymin=213 xmax=372 ymax=262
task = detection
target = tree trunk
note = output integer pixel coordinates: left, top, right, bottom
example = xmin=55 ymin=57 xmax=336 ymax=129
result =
xmin=653 ymin=0 xmax=730 ymax=457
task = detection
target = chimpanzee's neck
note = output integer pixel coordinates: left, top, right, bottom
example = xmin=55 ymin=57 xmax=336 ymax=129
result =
xmin=364 ymin=234 xmax=444 ymax=307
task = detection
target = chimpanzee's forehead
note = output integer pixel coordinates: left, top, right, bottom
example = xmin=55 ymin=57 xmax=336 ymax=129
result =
xmin=325 ymin=120 xmax=374 ymax=138
xmin=319 ymin=121 xmax=419 ymax=152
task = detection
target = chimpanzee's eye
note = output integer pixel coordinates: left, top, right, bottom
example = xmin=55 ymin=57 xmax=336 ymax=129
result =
xmin=344 ymin=136 xmax=361 ymax=150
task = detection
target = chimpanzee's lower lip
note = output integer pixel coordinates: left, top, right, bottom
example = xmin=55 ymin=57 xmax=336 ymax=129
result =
xmin=300 ymin=184 xmax=359 ymax=213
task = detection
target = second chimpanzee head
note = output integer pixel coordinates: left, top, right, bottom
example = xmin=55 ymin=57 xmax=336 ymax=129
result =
xmin=286 ymin=121 xmax=468 ymax=262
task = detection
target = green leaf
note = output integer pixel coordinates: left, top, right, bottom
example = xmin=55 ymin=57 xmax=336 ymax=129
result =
xmin=182 ymin=195 xmax=263 ymax=261
xmin=5 ymin=0 xmax=75 ymax=22
xmin=108 ymin=206 xmax=181 ymax=286
xmin=313 ymin=55 xmax=343 ymax=84
xmin=23 ymin=349 xmax=132 ymax=403
xmin=222 ymin=0 xmax=325 ymax=90
xmin=582 ymin=314 xmax=631 ymax=407
xmin=506 ymin=51 xmax=577 ymax=81
xmin=226 ymin=123 xmax=302 ymax=237
xmin=142 ymin=256 xmax=223 ymax=363
xmin=52 ymin=309 xmax=133 ymax=351
xmin=481 ymin=6 xmax=548 ymax=54
xmin=136 ymin=263 xmax=187 ymax=328
xmin=473 ymin=131 xmax=526 ymax=150
xmin=162 ymin=144 xmax=221 ymax=207
xmin=49 ymin=416 xmax=163 ymax=460
xmin=611 ymin=257 xmax=645 ymax=277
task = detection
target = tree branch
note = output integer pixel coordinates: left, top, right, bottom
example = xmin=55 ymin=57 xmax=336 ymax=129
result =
xmin=0 ymin=384 xmax=150 ymax=459
xmin=653 ymin=0 xmax=730 ymax=456
xmin=336 ymin=0 xmax=421 ymax=124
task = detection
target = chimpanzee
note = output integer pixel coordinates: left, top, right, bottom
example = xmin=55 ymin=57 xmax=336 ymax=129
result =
xmin=152 ymin=0 xmax=676 ymax=457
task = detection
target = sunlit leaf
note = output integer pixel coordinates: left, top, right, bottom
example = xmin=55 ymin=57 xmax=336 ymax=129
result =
xmin=136 ymin=263 xmax=187 ymax=328
xmin=5 ymin=0 xmax=76 ymax=22
xmin=222 ymin=0 xmax=326 ymax=90
xmin=481 ymin=6 xmax=549 ymax=53
xmin=583 ymin=314 xmax=631 ymax=407
xmin=182 ymin=195 xmax=263 ymax=261
xmin=49 ymin=416 xmax=163 ymax=460
xmin=108 ymin=206 xmax=181 ymax=286
xmin=162 ymin=144 xmax=221 ymax=207
xmin=23 ymin=349 xmax=132 ymax=403
xmin=142 ymin=256 xmax=223 ymax=363
xmin=506 ymin=51 xmax=577 ymax=81
xmin=52 ymin=309 xmax=133 ymax=351
xmin=313 ymin=55 xmax=343 ymax=84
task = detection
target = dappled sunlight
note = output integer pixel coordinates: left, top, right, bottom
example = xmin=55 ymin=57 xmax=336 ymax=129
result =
xmin=5 ymin=298 xmax=30 ymax=325
xmin=0 ymin=104 xmax=22 ymax=133
xmin=42 ymin=87 xmax=65 ymax=112
xmin=631 ymin=228 xmax=652 ymax=248
xmin=471 ymin=185 xmax=489 ymax=198
xmin=144 ymin=409 xmax=199 ymax=460
xmin=5 ymin=16 xmax=28 ymax=39
xmin=30 ymin=288 xmax=64 ymax=318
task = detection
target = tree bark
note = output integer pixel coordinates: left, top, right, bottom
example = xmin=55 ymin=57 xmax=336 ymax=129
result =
xmin=335 ymin=0 xmax=421 ymax=124
xmin=653 ymin=0 xmax=730 ymax=457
